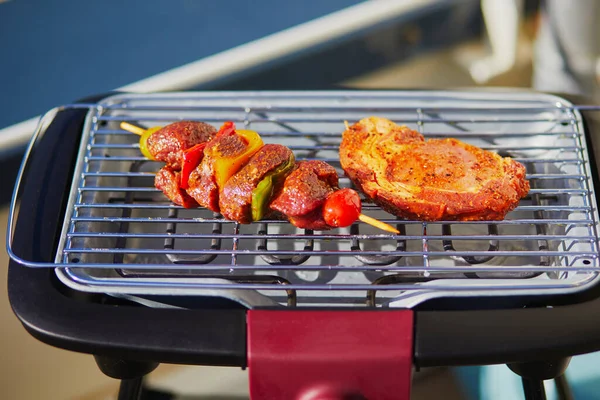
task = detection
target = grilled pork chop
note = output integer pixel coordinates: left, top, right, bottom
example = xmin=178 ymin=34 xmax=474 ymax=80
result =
xmin=340 ymin=117 xmax=530 ymax=221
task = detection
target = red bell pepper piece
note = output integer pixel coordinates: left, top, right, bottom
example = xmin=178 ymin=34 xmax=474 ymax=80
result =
xmin=217 ymin=121 xmax=236 ymax=137
xmin=180 ymin=143 xmax=207 ymax=189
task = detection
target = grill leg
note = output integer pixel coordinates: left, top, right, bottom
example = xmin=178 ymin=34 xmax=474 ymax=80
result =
xmin=119 ymin=377 xmax=143 ymax=400
xmin=507 ymin=358 xmax=571 ymax=400
xmin=93 ymin=355 xmax=159 ymax=379
xmin=520 ymin=373 xmax=572 ymax=400
xmin=521 ymin=378 xmax=547 ymax=400
xmin=93 ymin=356 xmax=166 ymax=399
xmin=554 ymin=374 xmax=574 ymax=400
xmin=117 ymin=377 xmax=175 ymax=400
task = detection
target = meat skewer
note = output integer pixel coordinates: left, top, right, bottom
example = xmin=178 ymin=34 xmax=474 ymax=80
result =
xmin=120 ymin=121 xmax=399 ymax=234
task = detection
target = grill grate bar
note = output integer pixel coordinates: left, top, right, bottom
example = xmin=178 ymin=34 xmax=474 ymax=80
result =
xmin=79 ymin=174 xmax=588 ymax=182
xmin=83 ymin=172 xmax=155 ymax=178
xmin=517 ymin=205 xmax=590 ymax=211
xmin=82 ymin=155 xmax=586 ymax=165
xmin=56 ymin=263 xmax=600 ymax=273
xmin=65 ymin=232 xmax=596 ymax=241
xmin=64 ymin=247 xmax=595 ymax=257
xmin=77 ymin=181 xmax=588 ymax=193
xmin=69 ymin=216 xmax=594 ymax=225
xmin=70 ymin=188 xmax=589 ymax=209
xmin=98 ymin=115 xmax=581 ymax=124
xmin=72 ymin=192 xmax=592 ymax=212
xmin=526 ymin=174 xmax=585 ymax=179
xmin=96 ymin=128 xmax=583 ymax=139
xmin=88 ymin=143 xmax=584 ymax=152
xmin=99 ymin=103 xmax=600 ymax=112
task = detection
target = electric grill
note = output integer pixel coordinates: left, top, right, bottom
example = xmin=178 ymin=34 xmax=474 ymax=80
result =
xmin=7 ymin=89 xmax=600 ymax=400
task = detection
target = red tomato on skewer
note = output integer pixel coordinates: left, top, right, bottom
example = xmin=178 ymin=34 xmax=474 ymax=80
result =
xmin=323 ymin=188 xmax=362 ymax=228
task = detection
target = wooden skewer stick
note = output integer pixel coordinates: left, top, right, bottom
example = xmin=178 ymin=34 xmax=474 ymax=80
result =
xmin=120 ymin=120 xmax=400 ymax=234
xmin=120 ymin=121 xmax=146 ymax=136
xmin=359 ymin=214 xmax=399 ymax=234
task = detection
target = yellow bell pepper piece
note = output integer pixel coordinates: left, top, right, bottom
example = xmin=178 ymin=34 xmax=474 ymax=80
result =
xmin=211 ymin=129 xmax=264 ymax=190
xmin=138 ymin=126 xmax=162 ymax=160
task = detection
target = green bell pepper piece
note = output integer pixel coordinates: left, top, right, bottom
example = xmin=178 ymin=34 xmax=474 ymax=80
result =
xmin=251 ymin=155 xmax=295 ymax=221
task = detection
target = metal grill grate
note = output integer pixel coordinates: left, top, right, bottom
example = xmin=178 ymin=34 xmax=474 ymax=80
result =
xmin=11 ymin=91 xmax=600 ymax=307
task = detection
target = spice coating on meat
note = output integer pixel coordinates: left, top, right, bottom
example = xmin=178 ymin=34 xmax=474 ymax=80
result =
xmin=147 ymin=121 xmax=217 ymax=169
xmin=186 ymin=132 xmax=249 ymax=212
xmin=270 ymin=160 xmax=338 ymax=216
xmin=270 ymin=160 xmax=338 ymax=229
xmin=155 ymin=166 xmax=199 ymax=208
xmin=220 ymin=144 xmax=294 ymax=224
xmin=210 ymin=133 xmax=249 ymax=156
xmin=288 ymin=209 xmax=332 ymax=231
xmin=186 ymin=166 xmax=219 ymax=212
xmin=340 ymin=117 xmax=530 ymax=221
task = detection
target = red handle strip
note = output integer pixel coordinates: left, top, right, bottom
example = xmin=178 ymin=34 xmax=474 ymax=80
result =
xmin=248 ymin=309 xmax=414 ymax=400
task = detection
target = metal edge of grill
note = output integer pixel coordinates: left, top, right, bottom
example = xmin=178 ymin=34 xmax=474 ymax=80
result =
xmin=22 ymin=89 xmax=599 ymax=308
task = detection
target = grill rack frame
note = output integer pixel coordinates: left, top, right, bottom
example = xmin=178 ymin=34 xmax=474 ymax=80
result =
xmin=8 ymin=90 xmax=600 ymax=308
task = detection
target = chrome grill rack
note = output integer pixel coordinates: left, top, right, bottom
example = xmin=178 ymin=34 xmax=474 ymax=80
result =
xmin=9 ymin=90 xmax=600 ymax=308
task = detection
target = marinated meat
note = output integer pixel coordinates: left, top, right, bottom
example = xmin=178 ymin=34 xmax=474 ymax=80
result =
xmin=186 ymin=132 xmax=249 ymax=212
xmin=270 ymin=160 xmax=339 ymax=229
xmin=155 ymin=166 xmax=199 ymax=209
xmin=340 ymin=117 xmax=530 ymax=221
xmin=186 ymin=167 xmax=218 ymax=211
xmin=147 ymin=121 xmax=217 ymax=169
xmin=220 ymin=144 xmax=294 ymax=224
xmin=288 ymin=209 xmax=331 ymax=231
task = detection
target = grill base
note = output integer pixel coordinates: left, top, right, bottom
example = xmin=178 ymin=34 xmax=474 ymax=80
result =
xmin=8 ymin=91 xmax=600 ymax=372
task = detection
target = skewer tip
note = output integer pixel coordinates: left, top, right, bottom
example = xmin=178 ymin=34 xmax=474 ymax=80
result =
xmin=358 ymin=214 xmax=399 ymax=234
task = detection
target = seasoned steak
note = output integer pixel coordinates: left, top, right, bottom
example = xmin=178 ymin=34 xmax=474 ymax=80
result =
xmin=340 ymin=117 xmax=530 ymax=221
xmin=270 ymin=160 xmax=339 ymax=229
xmin=186 ymin=132 xmax=249 ymax=212
xmin=220 ymin=144 xmax=294 ymax=224
xmin=155 ymin=166 xmax=199 ymax=209
xmin=147 ymin=121 xmax=217 ymax=169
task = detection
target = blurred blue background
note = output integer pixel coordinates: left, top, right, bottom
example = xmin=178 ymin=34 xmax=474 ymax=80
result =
xmin=0 ymin=0 xmax=364 ymax=130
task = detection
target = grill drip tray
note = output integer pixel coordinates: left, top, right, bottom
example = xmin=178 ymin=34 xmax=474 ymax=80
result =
xmin=45 ymin=90 xmax=600 ymax=308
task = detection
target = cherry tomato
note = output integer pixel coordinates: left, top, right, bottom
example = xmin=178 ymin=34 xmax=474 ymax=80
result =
xmin=323 ymin=188 xmax=361 ymax=227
